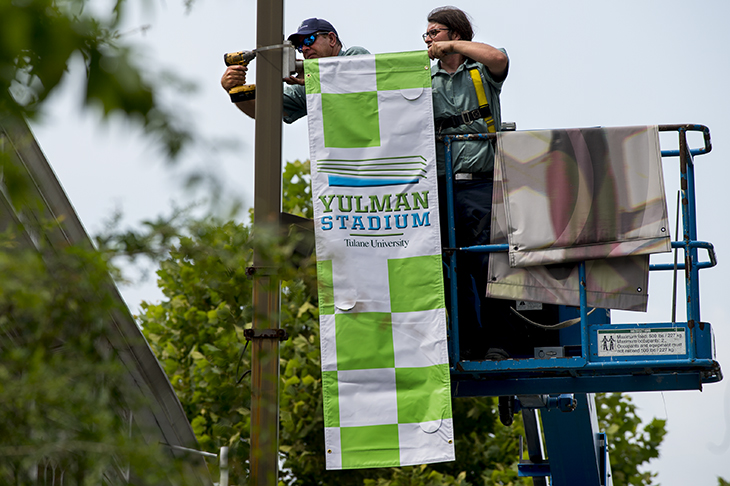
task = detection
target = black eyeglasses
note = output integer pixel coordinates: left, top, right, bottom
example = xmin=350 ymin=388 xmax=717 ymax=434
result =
xmin=296 ymin=32 xmax=329 ymax=52
xmin=422 ymin=28 xmax=450 ymax=41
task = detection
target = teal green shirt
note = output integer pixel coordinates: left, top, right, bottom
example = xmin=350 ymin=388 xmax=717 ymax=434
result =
xmin=431 ymin=50 xmax=508 ymax=175
xmin=283 ymin=46 xmax=371 ymax=124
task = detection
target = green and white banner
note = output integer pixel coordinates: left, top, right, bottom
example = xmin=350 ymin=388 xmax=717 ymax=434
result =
xmin=304 ymin=51 xmax=455 ymax=470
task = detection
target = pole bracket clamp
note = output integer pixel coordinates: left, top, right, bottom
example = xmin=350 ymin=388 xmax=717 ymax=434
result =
xmin=243 ymin=328 xmax=288 ymax=341
xmin=245 ymin=266 xmax=278 ymax=277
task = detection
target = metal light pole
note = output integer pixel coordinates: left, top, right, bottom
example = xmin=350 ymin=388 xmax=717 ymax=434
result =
xmin=249 ymin=0 xmax=284 ymax=483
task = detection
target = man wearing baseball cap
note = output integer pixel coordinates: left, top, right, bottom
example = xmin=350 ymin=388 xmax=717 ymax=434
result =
xmin=221 ymin=18 xmax=369 ymax=123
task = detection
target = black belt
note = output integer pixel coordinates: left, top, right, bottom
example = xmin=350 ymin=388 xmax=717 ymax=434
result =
xmin=454 ymin=173 xmax=492 ymax=181
xmin=438 ymin=173 xmax=493 ymax=181
xmin=435 ymin=106 xmax=494 ymax=132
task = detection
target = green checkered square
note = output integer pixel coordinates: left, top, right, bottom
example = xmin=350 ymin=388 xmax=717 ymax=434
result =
xmin=321 ymin=371 xmax=340 ymax=428
xmin=395 ymin=364 xmax=452 ymax=423
xmin=376 ymin=51 xmax=431 ymax=91
xmin=388 ymin=255 xmax=445 ymax=313
xmin=335 ymin=312 xmax=394 ymax=371
xmin=304 ymin=59 xmax=321 ymax=94
xmin=317 ymin=260 xmax=335 ymax=315
xmin=322 ymin=92 xmax=381 ymax=148
xmin=341 ymin=425 xmax=400 ymax=468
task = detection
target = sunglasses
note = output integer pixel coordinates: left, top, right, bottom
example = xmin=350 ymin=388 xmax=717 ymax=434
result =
xmin=422 ymin=28 xmax=450 ymax=41
xmin=296 ymin=32 xmax=329 ymax=52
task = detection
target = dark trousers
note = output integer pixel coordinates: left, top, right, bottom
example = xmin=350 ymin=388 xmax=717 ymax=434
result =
xmin=438 ymin=177 xmax=562 ymax=359
xmin=438 ymin=177 xmax=504 ymax=359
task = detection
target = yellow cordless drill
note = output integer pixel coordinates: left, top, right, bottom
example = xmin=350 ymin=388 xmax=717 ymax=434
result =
xmin=223 ymin=50 xmax=256 ymax=103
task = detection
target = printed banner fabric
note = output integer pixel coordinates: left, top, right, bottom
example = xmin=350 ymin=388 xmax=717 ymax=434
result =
xmin=487 ymin=126 xmax=669 ymax=311
xmin=305 ymin=51 xmax=455 ymax=470
xmin=499 ymin=126 xmax=670 ymax=267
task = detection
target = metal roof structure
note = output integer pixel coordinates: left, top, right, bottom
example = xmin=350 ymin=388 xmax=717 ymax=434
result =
xmin=0 ymin=114 xmax=214 ymax=485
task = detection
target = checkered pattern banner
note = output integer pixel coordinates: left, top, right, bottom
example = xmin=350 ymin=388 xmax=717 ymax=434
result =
xmin=305 ymin=51 xmax=455 ymax=469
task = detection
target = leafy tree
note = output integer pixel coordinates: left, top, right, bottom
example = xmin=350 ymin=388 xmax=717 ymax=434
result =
xmin=596 ymin=393 xmax=667 ymax=486
xmin=0 ymin=0 xmax=204 ymax=477
xmin=137 ymin=218 xmax=256 ymax=480
xmin=0 ymin=0 xmax=236 ymax=482
xmin=1 ymin=1 xmax=670 ymax=480
xmin=0 ymin=230 xmax=201 ymax=484
xmin=0 ymin=0 xmax=675 ymax=477
xmin=283 ymin=159 xmax=315 ymax=220
xmin=1 ymin=0 xmax=190 ymax=157
xmin=137 ymin=160 xmax=668 ymax=486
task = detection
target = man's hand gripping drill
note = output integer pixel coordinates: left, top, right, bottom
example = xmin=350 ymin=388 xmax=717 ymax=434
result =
xmin=222 ymin=50 xmax=257 ymax=103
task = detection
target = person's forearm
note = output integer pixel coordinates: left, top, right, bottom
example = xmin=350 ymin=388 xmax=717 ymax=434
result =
xmin=235 ymin=99 xmax=256 ymax=118
xmin=451 ymin=41 xmax=508 ymax=77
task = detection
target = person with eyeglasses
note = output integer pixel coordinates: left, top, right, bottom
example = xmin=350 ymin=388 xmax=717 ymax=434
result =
xmin=221 ymin=18 xmax=369 ymax=122
xmin=425 ymin=7 xmax=511 ymax=360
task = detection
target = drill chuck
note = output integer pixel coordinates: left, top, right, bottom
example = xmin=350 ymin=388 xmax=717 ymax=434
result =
xmin=224 ymin=50 xmax=256 ymax=66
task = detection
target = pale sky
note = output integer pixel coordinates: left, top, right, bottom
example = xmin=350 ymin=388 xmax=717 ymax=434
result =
xmin=30 ymin=1 xmax=730 ymax=484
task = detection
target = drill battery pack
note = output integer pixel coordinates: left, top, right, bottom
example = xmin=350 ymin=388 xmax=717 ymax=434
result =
xmin=229 ymin=84 xmax=256 ymax=103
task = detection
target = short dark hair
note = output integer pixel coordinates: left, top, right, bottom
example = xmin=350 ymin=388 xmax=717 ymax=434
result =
xmin=427 ymin=6 xmax=474 ymax=42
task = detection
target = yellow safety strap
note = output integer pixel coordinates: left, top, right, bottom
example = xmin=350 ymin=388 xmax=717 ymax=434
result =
xmin=469 ymin=68 xmax=496 ymax=133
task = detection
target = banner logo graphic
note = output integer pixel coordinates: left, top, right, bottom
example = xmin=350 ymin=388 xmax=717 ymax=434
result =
xmin=318 ymin=155 xmax=427 ymax=187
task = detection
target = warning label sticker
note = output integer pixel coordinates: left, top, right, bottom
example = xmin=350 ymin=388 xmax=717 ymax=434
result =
xmin=596 ymin=328 xmax=686 ymax=357
xmin=516 ymin=300 xmax=542 ymax=311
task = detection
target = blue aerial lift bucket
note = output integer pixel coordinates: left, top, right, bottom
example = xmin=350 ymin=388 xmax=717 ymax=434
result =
xmin=440 ymin=124 xmax=721 ymax=397
xmin=439 ymin=124 xmax=721 ymax=486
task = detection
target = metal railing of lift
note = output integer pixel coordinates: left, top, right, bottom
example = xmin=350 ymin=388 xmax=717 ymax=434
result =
xmin=439 ymin=124 xmax=717 ymax=362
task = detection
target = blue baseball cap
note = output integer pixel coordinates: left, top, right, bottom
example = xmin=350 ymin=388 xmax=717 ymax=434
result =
xmin=287 ymin=18 xmax=339 ymax=43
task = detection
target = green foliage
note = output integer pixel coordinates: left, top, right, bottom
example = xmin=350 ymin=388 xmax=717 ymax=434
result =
xmin=137 ymin=218 xmax=256 ymax=480
xmin=0 ymin=114 xmax=202 ymax=481
xmin=282 ymin=159 xmax=313 ymax=219
xmin=596 ymin=393 xmax=667 ymax=486
xmin=136 ymin=161 xmax=521 ymax=485
xmin=1 ymin=0 xmax=190 ymax=157
xmin=0 ymin=232 xmax=198 ymax=484
xmin=425 ymin=397 xmax=529 ymax=486
xmin=137 ymin=161 xmax=668 ymax=485
xmin=363 ymin=465 xmax=468 ymax=486
xmin=138 ymin=216 xmax=535 ymax=485
xmin=719 ymin=477 xmax=730 ymax=486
